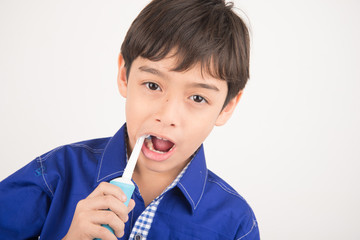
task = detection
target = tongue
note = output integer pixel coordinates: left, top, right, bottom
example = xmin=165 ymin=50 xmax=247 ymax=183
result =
xmin=152 ymin=137 xmax=174 ymax=152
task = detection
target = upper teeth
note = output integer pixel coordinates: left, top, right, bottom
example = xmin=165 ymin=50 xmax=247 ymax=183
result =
xmin=155 ymin=136 xmax=167 ymax=141
xmin=149 ymin=135 xmax=170 ymax=141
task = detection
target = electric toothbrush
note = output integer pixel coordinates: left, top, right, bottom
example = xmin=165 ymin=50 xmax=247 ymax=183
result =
xmin=96 ymin=135 xmax=147 ymax=239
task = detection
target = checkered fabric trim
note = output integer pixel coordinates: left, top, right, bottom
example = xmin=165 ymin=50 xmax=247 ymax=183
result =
xmin=129 ymin=163 xmax=190 ymax=240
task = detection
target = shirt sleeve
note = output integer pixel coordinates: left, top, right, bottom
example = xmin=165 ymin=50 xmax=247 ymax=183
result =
xmin=0 ymin=157 xmax=52 ymax=239
xmin=235 ymin=208 xmax=260 ymax=240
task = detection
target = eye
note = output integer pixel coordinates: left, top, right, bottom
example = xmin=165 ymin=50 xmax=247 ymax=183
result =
xmin=190 ymin=95 xmax=207 ymax=103
xmin=145 ymin=82 xmax=161 ymax=91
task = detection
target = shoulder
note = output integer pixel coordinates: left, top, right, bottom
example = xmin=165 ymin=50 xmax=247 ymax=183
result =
xmin=206 ymin=170 xmax=251 ymax=207
xmin=34 ymin=137 xmax=111 ymax=195
xmin=205 ymin=170 xmax=255 ymax=217
xmin=204 ymin=170 xmax=260 ymax=239
xmin=207 ymin=170 xmax=244 ymax=199
xmin=36 ymin=136 xmax=111 ymax=177
xmin=39 ymin=137 xmax=110 ymax=162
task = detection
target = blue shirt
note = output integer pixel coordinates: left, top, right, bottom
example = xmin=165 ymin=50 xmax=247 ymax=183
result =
xmin=0 ymin=124 xmax=260 ymax=239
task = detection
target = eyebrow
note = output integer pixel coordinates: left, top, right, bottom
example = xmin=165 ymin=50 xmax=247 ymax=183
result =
xmin=189 ymin=83 xmax=220 ymax=91
xmin=138 ymin=66 xmax=165 ymax=77
xmin=138 ymin=65 xmax=219 ymax=91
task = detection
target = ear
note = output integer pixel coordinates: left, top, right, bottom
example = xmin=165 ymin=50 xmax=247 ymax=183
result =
xmin=117 ymin=53 xmax=127 ymax=98
xmin=215 ymin=90 xmax=243 ymax=126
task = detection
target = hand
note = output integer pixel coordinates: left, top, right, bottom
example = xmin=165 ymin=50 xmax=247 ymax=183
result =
xmin=62 ymin=182 xmax=135 ymax=240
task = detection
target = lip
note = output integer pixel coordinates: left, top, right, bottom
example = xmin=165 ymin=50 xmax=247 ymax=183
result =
xmin=141 ymin=133 xmax=176 ymax=162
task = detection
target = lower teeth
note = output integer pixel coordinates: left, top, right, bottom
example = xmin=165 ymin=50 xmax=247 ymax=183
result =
xmin=146 ymin=137 xmax=174 ymax=154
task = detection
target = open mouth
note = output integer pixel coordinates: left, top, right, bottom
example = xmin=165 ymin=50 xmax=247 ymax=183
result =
xmin=144 ymin=135 xmax=175 ymax=154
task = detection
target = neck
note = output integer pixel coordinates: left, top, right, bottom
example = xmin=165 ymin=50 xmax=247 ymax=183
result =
xmin=132 ymin=161 xmax=186 ymax=207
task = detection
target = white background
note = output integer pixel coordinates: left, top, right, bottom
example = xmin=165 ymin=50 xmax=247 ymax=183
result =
xmin=1 ymin=0 xmax=359 ymax=239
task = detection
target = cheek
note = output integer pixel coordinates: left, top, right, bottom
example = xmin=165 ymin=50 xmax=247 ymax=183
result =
xmin=191 ymin=108 xmax=222 ymax=127
xmin=125 ymin=88 xmax=150 ymax=116
xmin=185 ymin=117 xmax=216 ymax=142
xmin=126 ymin=100 xmax=149 ymax=126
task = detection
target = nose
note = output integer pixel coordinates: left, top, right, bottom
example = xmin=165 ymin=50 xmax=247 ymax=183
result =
xmin=154 ymin=98 xmax=181 ymax=127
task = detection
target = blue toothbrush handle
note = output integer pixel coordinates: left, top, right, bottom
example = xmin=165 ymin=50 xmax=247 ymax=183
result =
xmin=110 ymin=179 xmax=135 ymax=207
xmin=94 ymin=179 xmax=135 ymax=240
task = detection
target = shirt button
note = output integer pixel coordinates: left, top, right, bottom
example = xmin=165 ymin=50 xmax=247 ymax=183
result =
xmin=135 ymin=233 xmax=143 ymax=240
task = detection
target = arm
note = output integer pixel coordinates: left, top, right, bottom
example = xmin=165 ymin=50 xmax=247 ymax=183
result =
xmin=1 ymin=158 xmax=134 ymax=240
xmin=0 ymin=159 xmax=51 ymax=239
xmin=235 ymin=217 xmax=260 ymax=240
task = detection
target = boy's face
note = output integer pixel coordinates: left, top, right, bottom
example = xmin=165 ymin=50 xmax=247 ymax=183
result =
xmin=117 ymin=53 xmax=241 ymax=177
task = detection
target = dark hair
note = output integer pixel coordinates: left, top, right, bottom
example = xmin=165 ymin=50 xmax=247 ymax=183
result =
xmin=121 ymin=0 xmax=250 ymax=107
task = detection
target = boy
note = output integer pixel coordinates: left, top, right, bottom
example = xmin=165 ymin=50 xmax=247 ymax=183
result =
xmin=0 ymin=0 xmax=260 ymax=239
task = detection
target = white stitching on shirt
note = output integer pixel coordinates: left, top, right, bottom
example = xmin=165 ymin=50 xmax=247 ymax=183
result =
xmin=38 ymin=156 xmax=54 ymax=197
xmin=237 ymin=219 xmax=257 ymax=240
xmin=195 ymin=169 xmax=207 ymax=209
xmin=97 ymin=137 xmax=113 ymax=182
xmin=208 ymin=179 xmax=257 ymax=239
xmin=36 ymin=143 xmax=103 ymax=196
xmin=209 ymin=178 xmax=238 ymax=195
xmin=40 ymin=144 xmax=103 ymax=162
xmin=177 ymin=169 xmax=208 ymax=210
xmin=40 ymin=146 xmax=64 ymax=162
xmin=178 ymin=182 xmax=195 ymax=208
xmin=68 ymin=143 xmax=104 ymax=153
xmin=97 ymin=171 xmax=124 ymax=182
xmin=208 ymin=179 xmax=242 ymax=199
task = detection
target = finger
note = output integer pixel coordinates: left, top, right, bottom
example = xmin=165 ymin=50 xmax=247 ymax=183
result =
xmin=67 ymin=209 xmax=119 ymax=240
xmin=89 ymin=223 xmax=118 ymax=240
xmin=81 ymin=195 xmax=130 ymax=222
xmin=91 ymin=210 xmax=125 ymax=238
xmin=88 ymin=182 xmax=127 ymax=202
xmin=128 ymin=199 xmax=136 ymax=213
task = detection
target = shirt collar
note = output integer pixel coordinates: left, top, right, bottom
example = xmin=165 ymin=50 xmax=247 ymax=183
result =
xmin=96 ymin=124 xmax=128 ymax=184
xmin=177 ymin=146 xmax=208 ymax=213
xmin=96 ymin=123 xmax=208 ymax=213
